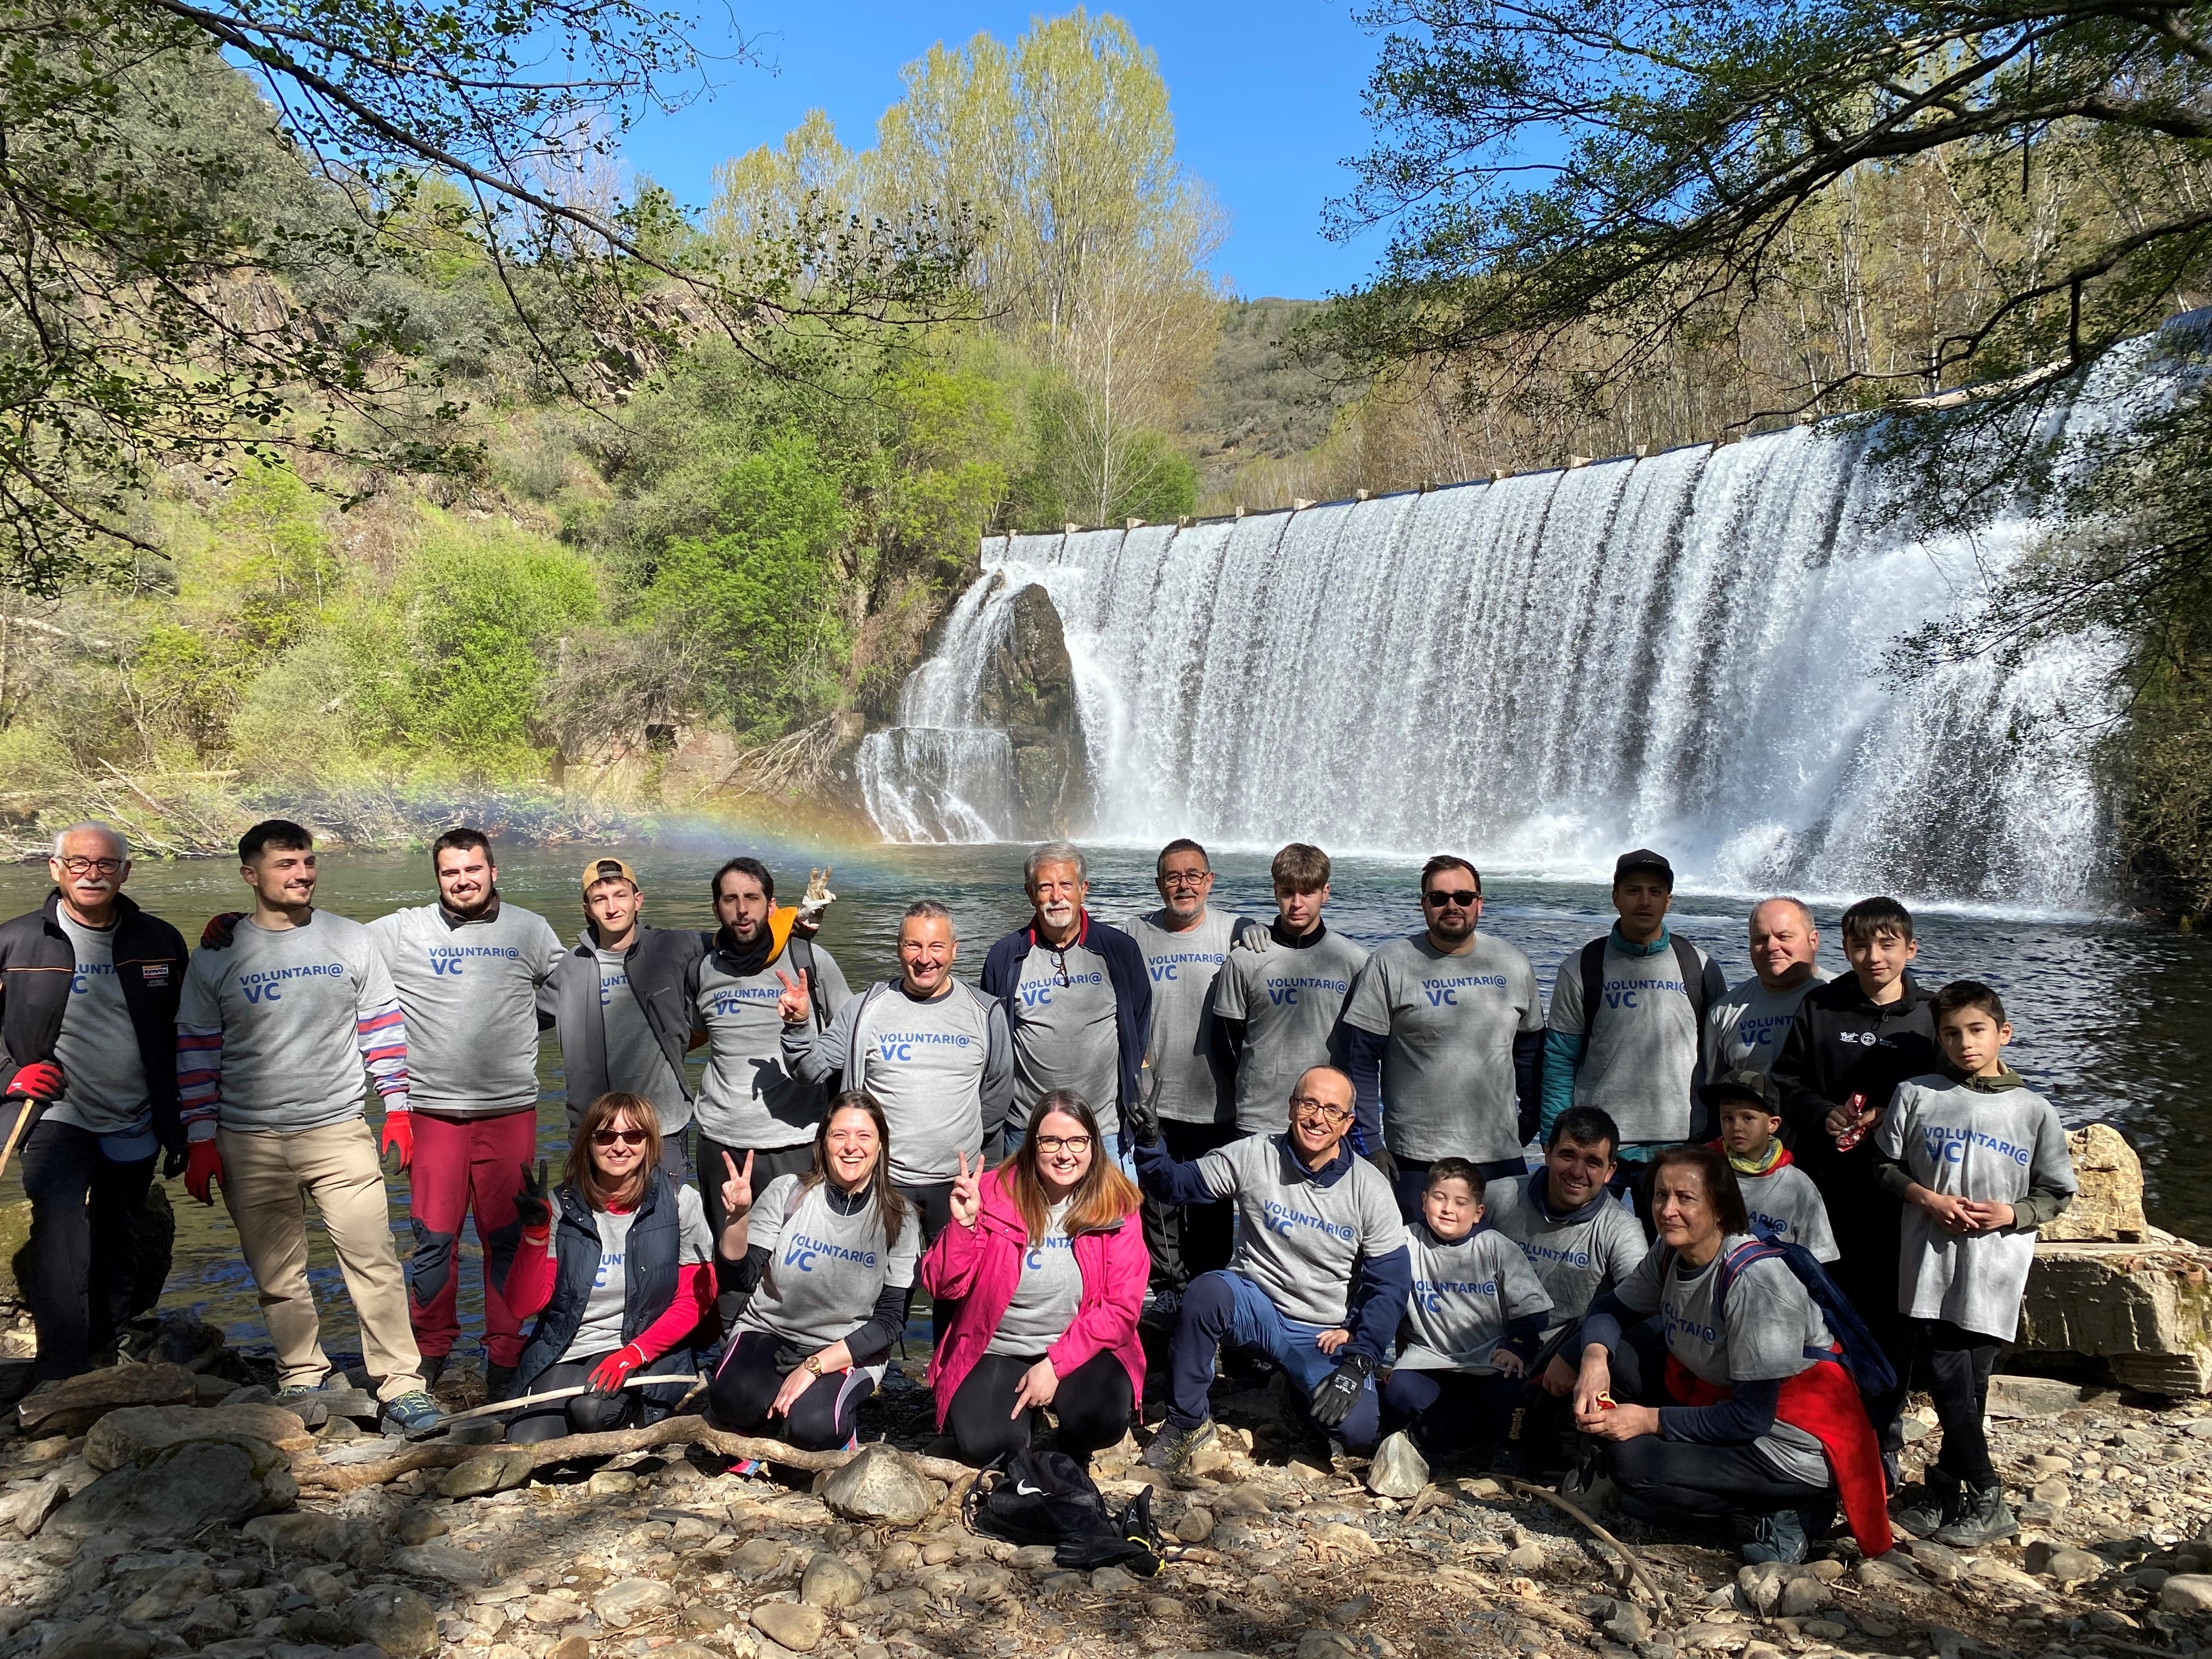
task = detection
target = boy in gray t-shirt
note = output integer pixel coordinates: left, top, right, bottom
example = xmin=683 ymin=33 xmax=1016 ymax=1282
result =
xmin=1877 ymin=981 xmax=2075 ymax=1547
xmin=1705 ymin=1070 xmax=1838 ymax=1262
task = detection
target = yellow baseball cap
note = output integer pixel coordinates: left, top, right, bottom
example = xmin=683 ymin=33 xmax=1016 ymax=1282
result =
xmin=580 ymin=856 xmax=640 ymax=894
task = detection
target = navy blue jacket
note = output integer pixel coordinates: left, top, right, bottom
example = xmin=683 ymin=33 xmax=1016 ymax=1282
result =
xmin=980 ymin=911 xmax=1153 ymax=1119
xmin=515 ymin=1167 xmax=692 ymax=1395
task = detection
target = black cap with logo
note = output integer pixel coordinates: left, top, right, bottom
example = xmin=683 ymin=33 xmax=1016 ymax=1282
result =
xmin=1613 ymin=848 xmax=1674 ymax=888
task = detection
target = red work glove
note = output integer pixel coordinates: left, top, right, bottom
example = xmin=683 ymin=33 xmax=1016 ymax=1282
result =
xmin=7 ymin=1061 xmax=64 ymax=1101
xmin=200 ymin=912 xmax=245 ymax=949
xmin=587 ymin=1344 xmax=647 ymax=1395
xmin=380 ymin=1110 xmax=414 ymax=1172
xmin=184 ymin=1139 xmax=223 ymax=1205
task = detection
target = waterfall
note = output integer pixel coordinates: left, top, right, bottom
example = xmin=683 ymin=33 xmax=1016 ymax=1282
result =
xmin=856 ymin=361 xmax=2170 ymax=908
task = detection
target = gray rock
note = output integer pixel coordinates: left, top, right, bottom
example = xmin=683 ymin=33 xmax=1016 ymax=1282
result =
xmin=85 ymin=1402 xmax=311 ymax=1470
xmin=39 ymin=1617 xmax=153 ymax=1659
xmin=1800 ymin=1622 xmax=1849 ymax=1643
xmin=1505 ymin=1543 xmax=1545 ymax=1571
xmin=1896 ymin=1537 xmax=1970 ymax=1583
xmin=1365 ymin=1431 xmax=1429 ymax=1500
xmin=392 ymin=1506 xmax=448 ymax=1545
xmin=1776 ymin=1576 xmax=1830 ymax=1617
xmin=2034 ymin=1546 xmax=2106 ymax=1586
xmin=1987 ymin=1376 xmax=2089 ymax=1418
xmin=0 ymin=1471 xmax=67 ymax=1538
xmin=1604 ymin=1604 xmax=1654 ymax=1644
xmin=820 ymin=1445 xmax=934 ymax=1527
xmin=241 ymin=1510 xmax=382 ymax=1566
xmin=1296 ymin=1634 xmax=1355 ymax=1659
xmin=799 ymin=1552 xmax=869 ymax=1610
xmin=732 ymin=1537 xmax=788 ymax=1578
xmin=48 ymin=1436 xmax=296 ymax=1538
xmin=1735 ymin=1566 xmax=1782 ymax=1616
xmin=1176 ymin=1507 xmax=1215 ymax=1543
xmin=343 ymin=1587 xmax=438 ymax=1659
xmin=388 ymin=1543 xmax=493 ymax=1586
xmin=751 ymin=1601 xmax=826 ymax=1652
xmin=2162 ymin=1575 xmax=2212 ymax=1614
xmin=122 ymin=1564 xmax=216 ymax=1621
xmin=438 ymin=1447 xmax=534 ymax=1498
xmin=1092 ymin=1565 xmax=1139 ymax=1591
xmin=595 ymin=1578 xmax=678 ymax=1628
xmin=1855 ymin=1557 xmax=1931 ymax=1595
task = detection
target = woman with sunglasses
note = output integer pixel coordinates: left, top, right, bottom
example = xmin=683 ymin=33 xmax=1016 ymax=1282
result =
xmin=919 ymin=1090 xmax=1149 ymax=1466
xmin=503 ymin=1092 xmax=715 ymax=1442
xmin=706 ymin=1092 xmax=916 ymax=1454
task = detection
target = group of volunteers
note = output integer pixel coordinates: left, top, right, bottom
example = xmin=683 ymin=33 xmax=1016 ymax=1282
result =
xmin=0 ymin=820 xmax=2078 ymax=1568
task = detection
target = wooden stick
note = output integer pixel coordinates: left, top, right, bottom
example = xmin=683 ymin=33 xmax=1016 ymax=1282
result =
xmin=0 ymin=1096 xmax=36 ymax=1182
xmin=437 ymin=1373 xmax=707 ymax=1425
xmin=1504 ymin=1476 xmax=1669 ymax=1610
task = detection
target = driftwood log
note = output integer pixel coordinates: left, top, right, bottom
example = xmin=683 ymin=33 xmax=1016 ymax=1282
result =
xmin=291 ymin=1415 xmax=972 ymax=1492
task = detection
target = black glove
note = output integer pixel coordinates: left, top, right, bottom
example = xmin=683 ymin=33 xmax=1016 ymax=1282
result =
xmin=199 ymin=912 xmax=244 ymax=950
xmin=162 ymin=1145 xmax=187 ymax=1180
xmin=1364 ymin=1147 xmax=1398 ymax=1184
xmin=515 ymin=1160 xmax=551 ymax=1232
xmin=1309 ymin=1351 xmax=1373 ymax=1429
xmin=1125 ymin=1080 xmax=1162 ymax=1149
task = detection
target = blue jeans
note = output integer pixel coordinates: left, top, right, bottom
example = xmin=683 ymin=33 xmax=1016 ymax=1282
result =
xmin=1169 ymin=1269 xmax=1382 ymax=1449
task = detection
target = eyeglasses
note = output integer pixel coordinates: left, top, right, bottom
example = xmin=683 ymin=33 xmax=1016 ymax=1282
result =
xmin=1159 ymin=871 xmax=1210 ymax=888
xmin=1424 ymin=889 xmax=1480 ymax=909
xmin=1036 ymin=1135 xmax=1092 ymax=1155
xmin=56 ymin=857 xmax=123 ymax=876
xmin=1288 ymin=1097 xmax=1352 ymax=1125
xmin=591 ymin=1128 xmax=648 ymax=1147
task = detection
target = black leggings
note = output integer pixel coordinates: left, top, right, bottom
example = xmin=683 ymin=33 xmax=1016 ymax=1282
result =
xmin=709 ymin=1329 xmax=877 ymax=1452
xmin=1915 ymin=1318 xmax=2002 ymax=1485
xmin=945 ymin=1350 xmax=1133 ymax=1466
xmin=1142 ymin=1121 xmax=1239 ymax=1290
xmin=1606 ymin=1436 xmax=1832 ymax=1521
xmin=506 ymin=1355 xmax=641 ymax=1443
xmin=698 ymin=1138 xmax=816 ymax=1311
xmin=1379 ymin=1368 xmax=1523 ymax=1454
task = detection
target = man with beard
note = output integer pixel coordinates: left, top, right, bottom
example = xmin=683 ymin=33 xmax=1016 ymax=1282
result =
xmin=0 ymin=823 xmax=188 ymax=1380
xmin=366 ymin=829 xmax=562 ymax=1396
xmin=981 ymin=842 xmax=1151 ymax=1167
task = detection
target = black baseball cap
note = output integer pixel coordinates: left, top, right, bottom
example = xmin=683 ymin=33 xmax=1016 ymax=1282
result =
xmin=1613 ymin=848 xmax=1674 ymax=888
xmin=1700 ymin=1068 xmax=1779 ymax=1112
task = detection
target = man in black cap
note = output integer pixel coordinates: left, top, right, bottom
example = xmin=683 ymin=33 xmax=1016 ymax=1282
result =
xmin=1540 ymin=850 xmax=1726 ymax=1203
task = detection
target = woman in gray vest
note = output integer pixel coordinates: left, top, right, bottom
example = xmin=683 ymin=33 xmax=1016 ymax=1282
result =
xmin=707 ymin=1092 xmax=917 ymax=1454
xmin=503 ymin=1092 xmax=715 ymax=1443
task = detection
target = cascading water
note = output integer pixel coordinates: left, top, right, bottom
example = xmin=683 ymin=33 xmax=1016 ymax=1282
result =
xmin=856 ymin=348 xmax=2179 ymax=908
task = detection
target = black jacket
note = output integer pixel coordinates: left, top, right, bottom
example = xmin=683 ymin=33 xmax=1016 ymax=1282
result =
xmin=0 ymin=890 xmax=188 ymax=1152
xmin=514 ymin=1167 xmax=695 ymax=1396
xmin=1770 ymin=970 xmax=1940 ymax=1200
xmin=541 ymin=924 xmax=706 ymax=1127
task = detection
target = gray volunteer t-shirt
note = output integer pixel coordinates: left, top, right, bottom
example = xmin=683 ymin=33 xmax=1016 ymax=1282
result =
xmin=1482 ymin=1173 xmax=1648 ymax=1336
xmin=1342 ymin=932 xmax=1543 ymax=1163
xmin=1125 ymin=908 xmax=1240 ymax=1126
xmin=736 ymin=1173 xmax=918 ymax=1353
xmin=1876 ymin=1074 xmax=2076 ymax=1340
xmin=985 ymin=1198 xmax=1082 ymax=1357
xmin=1613 ymin=1235 xmax=1833 ymax=1486
xmin=48 ymin=915 xmax=151 ymax=1137
xmin=696 ymin=945 xmax=852 ymax=1150
xmin=1738 ymin=1163 xmax=1840 ymax=1261
xmin=848 ymin=984 xmax=996 ymax=1185
xmin=369 ymin=902 xmax=561 ymax=1117
xmin=1396 ymin=1223 xmax=1552 ymax=1372
xmin=178 ymin=910 xmax=397 ymax=1133
xmin=596 ymin=946 xmax=691 ymax=1135
xmin=1709 ymin=972 xmax=1829 ymax=1076
xmin=562 ymin=1183 xmax=713 ymax=1362
xmin=1545 ymin=934 xmax=1713 ymax=1144
xmin=1008 ymin=939 xmax=1122 ymax=1135
xmin=1199 ymin=1133 xmax=1408 ymax=1328
xmin=1212 ymin=929 xmax=1368 ymax=1132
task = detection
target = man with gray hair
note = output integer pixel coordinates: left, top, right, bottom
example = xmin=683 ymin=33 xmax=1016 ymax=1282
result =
xmin=1708 ymin=898 xmax=1828 ymax=1077
xmin=0 ymin=823 xmax=188 ymax=1378
xmin=980 ymin=842 xmax=1152 ymax=1166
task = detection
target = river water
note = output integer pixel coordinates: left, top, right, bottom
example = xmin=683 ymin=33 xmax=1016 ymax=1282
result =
xmin=3 ymin=841 xmax=2206 ymax=1365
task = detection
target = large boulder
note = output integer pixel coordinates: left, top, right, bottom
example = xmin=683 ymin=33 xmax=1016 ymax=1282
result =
xmin=16 ymin=1362 xmax=198 ymax=1437
xmin=47 ymin=1435 xmax=297 ymax=1538
xmin=976 ymin=582 xmax=1091 ymax=834
xmin=2022 ymin=1232 xmax=2212 ymax=1393
xmin=2042 ymin=1125 xmax=2148 ymax=1242
xmin=820 ymin=1444 xmax=935 ymax=1527
xmin=87 ymin=1402 xmax=313 ymax=1470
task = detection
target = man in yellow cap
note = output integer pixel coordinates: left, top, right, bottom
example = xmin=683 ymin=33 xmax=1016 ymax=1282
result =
xmin=541 ymin=856 xmax=706 ymax=1181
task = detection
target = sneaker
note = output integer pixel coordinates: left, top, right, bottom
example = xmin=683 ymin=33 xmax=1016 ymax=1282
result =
xmin=276 ymin=1381 xmax=326 ymax=1400
xmin=380 ymin=1389 xmax=447 ymax=1441
xmin=1142 ymin=1418 xmax=1217 ymax=1475
xmin=1147 ymin=1289 xmax=1183 ymax=1325
xmin=1894 ymin=1468 xmax=1960 ymax=1538
xmin=1741 ymin=1508 xmax=1810 ymax=1565
xmin=483 ymin=1362 xmax=517 ymax=1403
xmin=1934 ymin=1480 xmax=2017 ymax=1547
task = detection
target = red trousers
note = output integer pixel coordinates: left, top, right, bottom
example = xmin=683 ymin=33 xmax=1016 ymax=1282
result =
xmin=407 ymin=1109 xmax=539 ymax=1367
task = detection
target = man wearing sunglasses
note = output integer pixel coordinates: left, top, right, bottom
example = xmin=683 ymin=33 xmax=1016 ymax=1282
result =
xmin=1341 ymin=856 xmax=1544 ymax=1221
xmin=1132 ymin=1065 xmax=1410 ymax=1475
xmin=0 ymin=823 xmax=188 ymax=1380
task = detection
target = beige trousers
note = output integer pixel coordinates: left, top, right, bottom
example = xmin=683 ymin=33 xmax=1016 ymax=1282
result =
xmin=218 ymin=1117 xmax=424 ymax=1401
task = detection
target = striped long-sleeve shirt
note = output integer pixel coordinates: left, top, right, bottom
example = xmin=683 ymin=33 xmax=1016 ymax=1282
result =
xmin=176 ymin=910 xmax=409 ymax=1136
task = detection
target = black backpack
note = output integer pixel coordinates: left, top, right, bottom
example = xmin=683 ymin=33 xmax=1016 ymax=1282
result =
xmin=961 ymin=1447 xmax=1165 ymax=1576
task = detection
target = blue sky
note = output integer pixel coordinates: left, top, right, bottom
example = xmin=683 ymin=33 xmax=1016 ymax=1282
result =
xmin=617 ymin=1 xmax=1391 ymax=301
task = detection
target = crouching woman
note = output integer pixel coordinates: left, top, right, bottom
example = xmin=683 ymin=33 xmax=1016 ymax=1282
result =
xmin=707 ymin=1091 xmax=917 ymax=1452
xmin=1572 ymin=1145 xmax=1892 ymax=1565
xmin=921 ymin=1091 xmax=1148 ymax=1466
xmin=503 ymin=1092 xmax=715 ymax=1442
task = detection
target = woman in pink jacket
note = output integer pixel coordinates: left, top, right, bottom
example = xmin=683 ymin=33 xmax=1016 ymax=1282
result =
xmin=921 ymin=1090 xmax=1148 ymax=1465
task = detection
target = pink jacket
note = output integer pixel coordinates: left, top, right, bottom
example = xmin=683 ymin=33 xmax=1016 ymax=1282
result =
xmin=918 ymin=1168 xmax=1148 ymax=1424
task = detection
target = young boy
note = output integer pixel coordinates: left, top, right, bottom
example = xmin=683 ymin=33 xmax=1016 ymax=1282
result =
xmin=1379 ymin=1158 xmax=1552 ymax=1463
xmin=1876 ymin=981 xmax=2075 ymax=1545
xmin=1705 ymin=1069 xmax=1838 ymax=1261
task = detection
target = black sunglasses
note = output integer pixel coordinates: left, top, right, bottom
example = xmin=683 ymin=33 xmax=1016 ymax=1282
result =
xmin=1424 ymin=889 xmax=1480 ymax=908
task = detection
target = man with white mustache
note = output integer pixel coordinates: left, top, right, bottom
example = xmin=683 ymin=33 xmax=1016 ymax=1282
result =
xmin=980 ymin=842 xmax=1152 ymax=1167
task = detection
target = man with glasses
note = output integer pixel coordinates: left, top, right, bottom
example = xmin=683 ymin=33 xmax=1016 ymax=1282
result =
xmin=1124 ymin=839 xmax=1265 ymax=1308
xmin=1341 ymin=856 xmax=1544 ymax=1220
xmin=981 ymin=841 xmax=1151 ymax=1165
xmin=1130 ymin=1065 xmax=1410 ymax=1473
xmin=0 ymin=823 xmax=188 ymax=1380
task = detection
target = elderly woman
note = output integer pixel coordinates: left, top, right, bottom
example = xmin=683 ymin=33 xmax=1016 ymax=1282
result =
xmin=1573 ymin=1145 xmax=1891 ymax=1565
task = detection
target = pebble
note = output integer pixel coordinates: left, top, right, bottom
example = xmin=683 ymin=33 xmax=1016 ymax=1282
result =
xmin=752 ymin=1601 xmax=827 ymax=1652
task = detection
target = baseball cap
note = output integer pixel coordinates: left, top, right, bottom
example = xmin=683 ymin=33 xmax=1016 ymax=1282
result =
xmin=1699 ymin=1068 xmax=1779 ymax=1111
xmin=1613 ymin=848 xmax=1674 ymax=887
xmin=580 ymin=856 xmax=640 ymax=894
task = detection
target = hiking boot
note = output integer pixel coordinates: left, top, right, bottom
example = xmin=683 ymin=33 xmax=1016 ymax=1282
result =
xmin=1142 ymin=1418 xmax=1217 ymax=1475
xmin=1894 ymin=1468 xmax=1961 ymax=1538
xmin=1934 ymin=1480 xmax=2017 ymax=1547
xmin=380 ymin=1390 xmax=447 ymax=1441
xmin=1740 ymin=1508 xmax=1809 ymax=1565
xmin=484 ymin=1362 xmax=517 ymax=1403
xmin=420 ymin=1353 xmax=447 ymax=1387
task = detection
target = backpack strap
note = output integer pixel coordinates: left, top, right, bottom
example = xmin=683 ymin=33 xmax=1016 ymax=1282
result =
xmin=1578 ymin=938 xmax=1607 ymax=1039
xmin=791 ymin=936 xmax=831 ymax=1033
xmin=1669 ymin=934 xmax=1709 ymax=1032
xmin=1710 ymin=1237 xmax=1784 ymax=1319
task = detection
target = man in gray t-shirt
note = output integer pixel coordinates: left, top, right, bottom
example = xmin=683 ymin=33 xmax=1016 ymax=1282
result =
xmin=1341 ymin=856 xmax=1543 ymax=1217
xmin=1708 ymin=898 xmax=1828 ymax=1076
xmin=1134 ymin=1063 xmax=1410 ymax=1469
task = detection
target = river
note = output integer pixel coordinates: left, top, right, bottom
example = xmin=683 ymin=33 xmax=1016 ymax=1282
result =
xmin=3 ymin=840 xmax=2205 ymax=1366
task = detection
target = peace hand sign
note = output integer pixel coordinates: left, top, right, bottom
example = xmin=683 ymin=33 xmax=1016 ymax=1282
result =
xmin=776 ymin=966 xmax=811 ymax=1026
xmin=720 ymin=1148 xmax=755 ymax=1218
xmin=949 ymin=1149 xmax=982 ymax=1228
